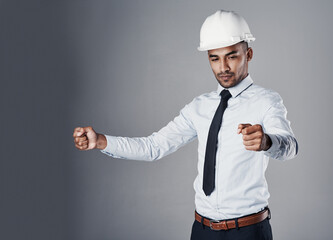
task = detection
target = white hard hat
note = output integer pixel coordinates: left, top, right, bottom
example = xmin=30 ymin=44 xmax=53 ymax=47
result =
xmin=198 ymin=10 xmax=255 ymax=51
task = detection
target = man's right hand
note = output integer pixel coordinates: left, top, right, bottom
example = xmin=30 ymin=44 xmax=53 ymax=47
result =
xmin=73 ymin=126 xmax=107 ymax=150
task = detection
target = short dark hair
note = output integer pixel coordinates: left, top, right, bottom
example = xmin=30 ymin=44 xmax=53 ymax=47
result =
xmin=240 ymin=41 xmax=248 ymax=52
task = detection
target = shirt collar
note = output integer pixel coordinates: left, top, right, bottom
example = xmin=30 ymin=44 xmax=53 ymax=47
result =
xmin=216 ymin=74 xmax=253 ymax=98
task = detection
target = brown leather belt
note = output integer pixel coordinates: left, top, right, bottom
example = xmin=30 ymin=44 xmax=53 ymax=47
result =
xmin=195 ymin=208 xmax=270 ymax=231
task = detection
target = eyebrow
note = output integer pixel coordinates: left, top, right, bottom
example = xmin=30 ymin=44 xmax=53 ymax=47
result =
xmin=209 ymin=50 xmax=238 ymax=58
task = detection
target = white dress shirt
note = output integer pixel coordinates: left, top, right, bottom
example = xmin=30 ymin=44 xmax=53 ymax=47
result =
xmin=101 ymin=75 xmax=298 ymax=220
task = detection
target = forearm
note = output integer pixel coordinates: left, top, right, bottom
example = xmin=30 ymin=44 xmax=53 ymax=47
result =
xmin=100 ymin=129 xmax=197 ymax=161
xmin=101 ymin=134 xmax=165 ymax=161
xmin=262 ymin=92 xmax=298 ymax=160
xmin=264 ymin=133 xmax=298 ymax=160
xmin=100 ymin=101 xmax=197 ymax=160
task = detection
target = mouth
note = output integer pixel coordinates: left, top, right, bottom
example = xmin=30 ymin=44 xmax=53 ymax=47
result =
xmin=218 ymin=74 xmax=233 ymax=81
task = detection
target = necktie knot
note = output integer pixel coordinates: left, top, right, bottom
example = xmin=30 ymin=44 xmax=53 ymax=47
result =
xmin=220 ymin=89 xmax=232 ymax=100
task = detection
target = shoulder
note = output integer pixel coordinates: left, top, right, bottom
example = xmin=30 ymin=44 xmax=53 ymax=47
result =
xmin=180 ymin=90 xmax=218 ymax=115
xmin=189 ymin=90 xmax=219 ymax=105
xmin=247 ymin=84 xmax=283 ymax=106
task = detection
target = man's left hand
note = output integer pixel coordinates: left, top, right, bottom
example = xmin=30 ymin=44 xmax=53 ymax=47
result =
xmin=237 ymin=124 xmax=272 ymax=151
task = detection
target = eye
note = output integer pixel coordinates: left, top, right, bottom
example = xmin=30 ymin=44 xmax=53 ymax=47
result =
xmin=228 ymin=55 xmax=237 ymax=59
xmin=211 ymin=58 xmax=219 ymax=62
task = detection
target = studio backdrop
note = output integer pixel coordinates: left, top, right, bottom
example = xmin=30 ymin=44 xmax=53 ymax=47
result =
xmin=1 ymin=0 xmax=333 ymax=239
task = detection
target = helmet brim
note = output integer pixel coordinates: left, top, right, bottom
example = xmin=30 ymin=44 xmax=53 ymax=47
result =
xmin=197 ymin=38 xmax=255 ymax=51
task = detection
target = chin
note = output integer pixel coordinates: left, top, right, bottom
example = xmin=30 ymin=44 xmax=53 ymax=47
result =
xmin=217 ymin=78 xmax=236 ymax=89
xmin=219 ymin=81 xmax=235 ymax=89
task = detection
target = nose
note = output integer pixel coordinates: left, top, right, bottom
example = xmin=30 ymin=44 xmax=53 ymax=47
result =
xmin=220 ymin=60 xmax=230 ymax=73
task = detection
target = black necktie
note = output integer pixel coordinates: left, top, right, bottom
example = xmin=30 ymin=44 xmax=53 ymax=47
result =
xmin=203 ymin=89 xmax=232 ymax=196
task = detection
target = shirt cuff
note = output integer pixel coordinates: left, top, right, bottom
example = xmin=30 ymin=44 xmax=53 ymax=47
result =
xmin=100 ymin=135 xmax=118 ymax=157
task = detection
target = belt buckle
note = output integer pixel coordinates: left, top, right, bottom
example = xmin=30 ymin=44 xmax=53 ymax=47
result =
xmin=209 ymin=219 xmax=220 ymax=230
xmin=209 ymin=219 xmax=228 ymax=231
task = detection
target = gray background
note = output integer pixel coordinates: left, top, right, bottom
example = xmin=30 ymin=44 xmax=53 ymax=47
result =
xmin=1 ymin=0 xmax=332 ymax=239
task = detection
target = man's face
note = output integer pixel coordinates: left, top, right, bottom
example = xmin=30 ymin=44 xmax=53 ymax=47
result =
xmin=208 ymin=42 xmax=253 ymax=88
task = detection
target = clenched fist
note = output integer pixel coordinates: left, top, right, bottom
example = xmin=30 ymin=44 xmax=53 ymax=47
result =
xmin=73 ymin=126 xmax=107 ymax=150
xmin=237 ymin=124 xmax=272 ymax=151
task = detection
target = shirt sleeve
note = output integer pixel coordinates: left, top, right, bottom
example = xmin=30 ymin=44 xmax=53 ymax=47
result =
xmin=262 ymin=92 xmax=298 ymax=161
xmin=100 ymin=103 xmax=197 ymax=161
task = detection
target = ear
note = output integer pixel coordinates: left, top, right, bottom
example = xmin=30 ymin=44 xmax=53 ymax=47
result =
xmin=246 ymin=47 xmax=253 ymax=62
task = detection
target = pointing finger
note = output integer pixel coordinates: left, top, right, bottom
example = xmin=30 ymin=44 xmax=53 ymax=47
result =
xmin=241 ymin=124 xmax=263 ymax=135
xmin=237 ymin=123 xmax=252 ymax=134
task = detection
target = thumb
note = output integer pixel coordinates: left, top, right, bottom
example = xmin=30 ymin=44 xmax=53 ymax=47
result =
xmin=83 ymin=126 xmax=97 ymax=140
xmin=83 ymin=126 xmax=95 ymax=134
xmin=237 ymin=123 xmax=252 ymax=134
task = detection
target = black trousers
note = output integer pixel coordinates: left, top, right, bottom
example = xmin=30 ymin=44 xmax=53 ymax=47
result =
xmin=190 ymin=218 xmax=273 ymax=240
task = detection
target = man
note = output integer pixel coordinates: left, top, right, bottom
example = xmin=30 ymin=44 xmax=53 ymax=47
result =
xmin=73 ymin=10 xmax=298 ymax=240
